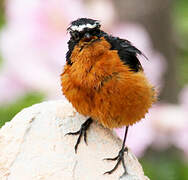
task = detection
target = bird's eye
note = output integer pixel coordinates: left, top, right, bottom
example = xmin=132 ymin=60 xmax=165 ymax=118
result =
xmin=71 ymin=31 xmax=80 ymax=41
xmin=96 ymin=23 xmax=101 ymax=29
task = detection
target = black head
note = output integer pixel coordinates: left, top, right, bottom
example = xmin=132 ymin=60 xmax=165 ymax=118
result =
xmin=67 ymin=18 xmax=102 ymax=42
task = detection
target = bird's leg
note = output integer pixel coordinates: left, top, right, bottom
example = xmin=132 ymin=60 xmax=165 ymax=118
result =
xmin=66 ymin=117 xmax=93 ymax=153
xmin=104 ymin=126 xmax=129 ymax=175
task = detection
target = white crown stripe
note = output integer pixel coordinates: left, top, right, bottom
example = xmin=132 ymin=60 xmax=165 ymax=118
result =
xmin=70 ymin=23 xmax=98 ymax=32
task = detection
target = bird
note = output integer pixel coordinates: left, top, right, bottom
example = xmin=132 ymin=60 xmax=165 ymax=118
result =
xmin=61 ymin=18 xmax=156 ymax=175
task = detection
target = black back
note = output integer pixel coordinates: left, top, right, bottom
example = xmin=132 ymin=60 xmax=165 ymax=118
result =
xmin=66 ymin=38 xmax=76 ymax=65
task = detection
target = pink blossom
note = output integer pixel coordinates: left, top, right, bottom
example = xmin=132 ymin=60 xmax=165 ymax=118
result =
xmin=150 ymin=104 xmax=188 ymax=150
xmin=176 ymin=86 xmax=188 ymax=156
xmin=115 ymin=114 xmax=154 ymax=157
xmin=0 ymin=0 xmax=86 ymax=102
xmin=175 ymin=127 xmax=188 ymax=157
xmin=0 ymin=69 xmax=27 ymax=103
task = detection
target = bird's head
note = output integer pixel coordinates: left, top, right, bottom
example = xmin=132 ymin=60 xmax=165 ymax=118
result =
xmin=67 ymin=18 xmax=102 ymax=43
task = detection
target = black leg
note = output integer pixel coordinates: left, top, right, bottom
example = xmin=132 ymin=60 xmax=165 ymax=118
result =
xmin=66 ymin=117 xmax=93 ymax=153
xmin=104 ymin=126 xmax=129 ymax=175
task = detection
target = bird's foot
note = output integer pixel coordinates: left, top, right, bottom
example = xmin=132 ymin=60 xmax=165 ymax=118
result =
xmin=65 ymin=117 xmax=93 ymax=153
xmin=104 ymin=147 xmax=128 ymax=175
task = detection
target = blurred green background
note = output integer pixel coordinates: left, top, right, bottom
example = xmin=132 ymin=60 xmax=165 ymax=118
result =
xmin=175 ymin=0 xmax=188 ymax=87
xmin=0 ymin=0 xmax=188 ymax=179
xmin=142 ymin=0 xmax=188 ymax=176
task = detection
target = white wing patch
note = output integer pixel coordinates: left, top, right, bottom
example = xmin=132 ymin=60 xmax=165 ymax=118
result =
xmin=69 ymin=22 xmax=99 ymax=32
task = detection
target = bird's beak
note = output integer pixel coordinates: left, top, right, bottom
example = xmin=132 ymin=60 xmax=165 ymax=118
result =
xmin=84 ymin=32 xmax=91 ymax=39
xmin=83 ymin=32 xmax=93 ymax=42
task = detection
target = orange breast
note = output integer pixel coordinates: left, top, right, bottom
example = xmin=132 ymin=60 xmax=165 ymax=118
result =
xmin=61 ymin=37 xmax=156 ymax=128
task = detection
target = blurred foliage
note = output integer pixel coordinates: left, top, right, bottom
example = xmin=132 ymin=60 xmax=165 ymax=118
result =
xmin=0 ymin=0 xmax=5 ymax=29
xmin=174 ymin=0 xmax=188 ymax=37
xmin=0 ymin=54 xmax=3 ymax=68
xmin=173 ymin=0 xmax=188 ymax=86
xmin=0 ymin=92 xmax=45 ymax=128
xmin=0 ymin=0 xmax=5 ymax=66
xmin=178 ymin=49 xmax=188 ymax=86
xmin=141 ymin=147 xmax=188 ymax=180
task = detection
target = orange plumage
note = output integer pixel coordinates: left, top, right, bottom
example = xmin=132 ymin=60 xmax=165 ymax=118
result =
xmin=61 ymin=18 xmax=157 ymax=174
xmin=61 ymin=37 xmax=156 ymax=128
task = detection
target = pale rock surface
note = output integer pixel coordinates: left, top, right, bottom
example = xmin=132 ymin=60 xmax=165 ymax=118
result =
xmin=0 ymin=100 xmax=150 ymax=180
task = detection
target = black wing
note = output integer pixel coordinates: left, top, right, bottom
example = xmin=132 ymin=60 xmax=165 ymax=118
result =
xmin=66 ymin=39 xmax=75 ymax=65
xmin=102 ymin=32 xmax=145 ymax=72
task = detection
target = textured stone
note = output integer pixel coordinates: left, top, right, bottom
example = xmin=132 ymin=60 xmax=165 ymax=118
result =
xmin=0 ymin=100 xmax=149 ymax=180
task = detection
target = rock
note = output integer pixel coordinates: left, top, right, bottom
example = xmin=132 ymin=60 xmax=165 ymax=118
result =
xmin=0 ymin=100 xmax=149 ymax=180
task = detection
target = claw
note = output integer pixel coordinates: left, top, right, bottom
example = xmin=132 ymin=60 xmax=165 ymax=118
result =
xmin=103 ymin=155 xmax=119 ymax=161
xmin=104 ymin=158 xmax=121 ymax=175
xmin=104 ymin=148 xmax=126 ymax=175
xmin=74 ymin=130 xmax=83 ymax=153
xmin=65 ymin=118 xmax=93 ymax=153
xmin=84 ymin=130 xmax=87 ymax=145
xmin=65 ymin=131 xmax=80 ymax=136
xmin=104 ymin=126 xmax=129 ymax=175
